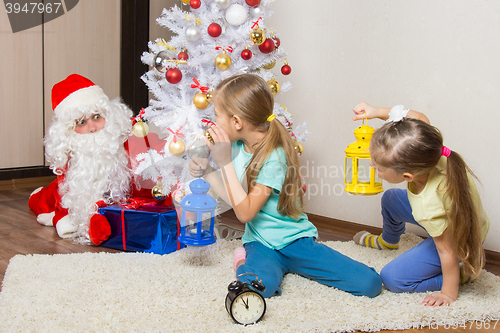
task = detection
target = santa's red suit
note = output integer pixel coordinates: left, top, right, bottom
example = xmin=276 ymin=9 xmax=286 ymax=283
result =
xmin=29 ymin=74 xmax=170 ymax=245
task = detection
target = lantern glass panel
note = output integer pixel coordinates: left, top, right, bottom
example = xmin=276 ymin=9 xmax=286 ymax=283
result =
xmin=201 ymin=212 xmax=213 ymax=234
xmin=345 ymin=157 xmax=353 ymax=183
xmin=358 ymin=159 xmax=371 ymax=183
xmin=184 ymin=211 xmax=198 ymax=236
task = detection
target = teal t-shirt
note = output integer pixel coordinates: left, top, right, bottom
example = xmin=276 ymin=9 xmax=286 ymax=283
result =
xmin=231 ymin=140 xmax=318 ymax=250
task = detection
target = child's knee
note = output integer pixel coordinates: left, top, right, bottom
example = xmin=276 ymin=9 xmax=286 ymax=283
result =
xmin=358 ymin=268 xmax=383 ymax=298
xmin=236 ymin=265 xmax=282 ymax=299
xmin=380 ymin=265 xmax=410 ymax=293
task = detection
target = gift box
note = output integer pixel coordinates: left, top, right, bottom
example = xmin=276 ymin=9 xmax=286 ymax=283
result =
xmin=99 ymin=202 xmax=185 ymax=254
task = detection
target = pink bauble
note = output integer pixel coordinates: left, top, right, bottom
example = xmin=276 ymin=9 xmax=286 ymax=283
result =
xmin=258 ymin=39 xmax=275 ymax=54
xmin=207 ymin=22 xmax=222 ymax=38
xmin=166 ymin=68 xmax=182 ymax=84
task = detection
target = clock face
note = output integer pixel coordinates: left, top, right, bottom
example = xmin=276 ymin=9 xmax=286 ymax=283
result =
xmin=229 ymin=291 xmax=266 ymax=325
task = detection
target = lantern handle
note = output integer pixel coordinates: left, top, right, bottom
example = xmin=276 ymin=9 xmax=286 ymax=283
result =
xmin=363 ymin=112 xmax=368 ymax=125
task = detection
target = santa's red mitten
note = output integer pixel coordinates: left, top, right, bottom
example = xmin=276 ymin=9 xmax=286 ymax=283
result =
xmin=89 ymin=214 xmax=111 ymax=246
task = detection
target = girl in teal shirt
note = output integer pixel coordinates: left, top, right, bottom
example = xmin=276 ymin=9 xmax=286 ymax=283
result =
xmin=189 ymin=74 xmax=381 ymax=298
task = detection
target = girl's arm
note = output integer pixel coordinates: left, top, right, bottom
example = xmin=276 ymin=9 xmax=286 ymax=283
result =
xmin=421 ymin=231 xmax=460 ymax=306
xmin=189 ymin=126 xmax=272 ymax=223
xmin=353 ymin=101 xmax=430 ymax=124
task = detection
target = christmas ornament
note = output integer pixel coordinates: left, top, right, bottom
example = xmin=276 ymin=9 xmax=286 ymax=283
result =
xmin=169 ymin=139 xmax=186 ymax=156
xmin=204 ymin=129 xmax=214 ymax=143
xmin=281 ymin=63 xmax=292 ymax=75
xmin=181 ymin=0 xmax=190 ymax=3
xmin=259 ymin=38 xmax=275 ymax=54
xmin=193 ymin=92 xmax=210 ymax=109
xmin=267 ymin=78 xmax=280 ymax=95
xmin=208 ymin=22 xmax=222 ymax=38
xmin=152 ymin=182 xmax=167 ymax=201
xmin=190 ymin=0 xmax=201 ymax=9
xmin=273 ymin=37 xmax=281 ymax=49
xmin=225 ymin=4 xmax=248 ymax=26
xmin=178 ymin=48 xmax=189 ymax=60
xmin=215 ymin=0 xmax=230 ymax=9
xmin=245 ymin=0 xmax=261 ymax=6
xmin=188 ymin=138 xmax=211 ymax=159
xmin=249 ymin=5 xmax=265 ymax=19
xmin=249 ymin=28 xmax=266 ymax=45
xmin=241 ymin=47 xmax=252 ymax=60
xmin=294 ymin=141 xmax=304 ymax=156
xmin=153 ymin=51 xmax=170 ymax=73
xmin=206 ymin=90 xmax=213 ymax=103
xmin=262 ymin=61 xmax=275 ymax=69
xmin=132 ymin=120 xmax=149 ymax=137
xmin=186 ymin=25 xmax=201 ymax=42
xmin=215 ymin=51 xmax=232 ymax=70
xmin=166 ymin=68 xmax=182 ymax=84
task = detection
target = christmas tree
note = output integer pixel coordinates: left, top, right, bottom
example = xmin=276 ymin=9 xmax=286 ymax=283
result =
xmin=136 ymin=0 xmax=308 ymax=202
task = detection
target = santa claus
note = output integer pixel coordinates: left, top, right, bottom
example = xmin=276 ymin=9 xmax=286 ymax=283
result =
xmin=29 ymin=74 xmax=157 ymax=245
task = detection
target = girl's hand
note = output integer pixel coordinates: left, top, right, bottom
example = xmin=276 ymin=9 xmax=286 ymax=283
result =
xmin=188 ymin=155 xmax=212 ymax=178
xmin=353 ymin=101 xmax=379 ymax=121
xmin=421 ymin=292 xmax=455 ymax=307
xmin=205 ymin=125 xmax=232 ymax=168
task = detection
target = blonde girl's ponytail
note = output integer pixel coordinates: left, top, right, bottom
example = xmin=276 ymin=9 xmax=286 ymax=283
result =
xmin=443 ymin=150 xmax=485 ymax=278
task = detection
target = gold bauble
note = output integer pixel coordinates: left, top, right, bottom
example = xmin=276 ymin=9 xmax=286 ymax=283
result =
xmin=249 ymin=28 xmax=266 ymax=45
xmin=193 ymin=92 xmax=210 ymax=109
xmin=215 ymin=51 xmax=231 ymax=70
xmin=132 ymin=121 xmax=149 ymax=137
xmin=169 ymin=139 xmax=186 ymax=156
xmin=152 ymin=183 xmax=167 ymax=200
xmin=181 ymin=0 xmax=190 ymax=3
xmin=294 ymin=141 xmax=304 ymax=156
xmin=204 ymin=129 xmax=214 ymax=143
xmin=205 ymin=90 xmax=213 ymax=103
xmin=262 ymin=60 xmax=276 ymax=69
xmin=267 ymin=78 xmax=280 ymax=95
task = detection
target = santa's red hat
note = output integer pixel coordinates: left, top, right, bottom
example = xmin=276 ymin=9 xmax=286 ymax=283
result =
xmin=51 ymin=74 xmax=108 ymax=117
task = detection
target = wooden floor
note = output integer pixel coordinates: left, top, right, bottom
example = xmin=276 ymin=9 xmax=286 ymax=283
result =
xmin=1 ymin=184 xmax=498 ymax=333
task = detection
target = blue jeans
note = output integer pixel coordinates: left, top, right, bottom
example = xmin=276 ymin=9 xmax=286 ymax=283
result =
xmin=379 ymin=189 xmax=444 ymax=293
xmin=236 ymin=237 xmax=382 ymax=298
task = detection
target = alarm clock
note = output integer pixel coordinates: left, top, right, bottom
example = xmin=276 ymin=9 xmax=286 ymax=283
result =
xmin=225 ymin=273 xmax=266 ymax=325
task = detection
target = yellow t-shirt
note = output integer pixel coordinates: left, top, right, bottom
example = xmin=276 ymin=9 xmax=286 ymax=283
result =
xmin=407 ymin=156 xmax=490 ymax=240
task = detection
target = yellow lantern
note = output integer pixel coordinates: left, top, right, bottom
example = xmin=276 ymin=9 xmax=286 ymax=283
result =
xmin=344 ymin=118 xmax=383 ymax=195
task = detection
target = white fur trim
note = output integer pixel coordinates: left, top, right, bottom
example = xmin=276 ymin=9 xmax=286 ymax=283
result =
xmin=30 ymin=187 xmax=44 ymax=197
xmin=37 ymin=212 xmax=55 ymax=226
xmin=54 ymin=85 xmax=108 ymax=116
xmin=56 ymin=216 xmax=78 ymax=238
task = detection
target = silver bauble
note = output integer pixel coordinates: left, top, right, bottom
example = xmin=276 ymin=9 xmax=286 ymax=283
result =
xmin=249 ymin=5 xmax=265 ymax=19
xmin=185 ymin=25 xmax=201 ymax=42
xmin=153 ymin=51 xmax=169 ymax=73
xmin=188 ymin=138 xmax=211 ymax=159
xmin=215 ymin=0 xmax=231 ymax=9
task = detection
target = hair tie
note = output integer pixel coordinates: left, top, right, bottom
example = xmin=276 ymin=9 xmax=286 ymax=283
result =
xmin=386 ymin=105 xmax=409 ymax=123
xmin=267 ymin=114 xmax=275 ymax=122
xmin=441 ymin=146 xmax=451 ymax=157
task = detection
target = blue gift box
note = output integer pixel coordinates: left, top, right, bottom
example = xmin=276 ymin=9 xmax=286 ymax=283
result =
xmin=98 ymin=204 xmax=185 ymax=254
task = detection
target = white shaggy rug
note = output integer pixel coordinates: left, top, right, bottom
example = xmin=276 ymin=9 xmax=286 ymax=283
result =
xmin=1 ymin=234 xmax=499 ymax=333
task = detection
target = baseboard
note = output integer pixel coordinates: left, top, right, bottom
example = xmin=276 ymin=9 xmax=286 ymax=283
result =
xmin=0 ymin=166 xmax=54 ymax=181
xmin=0 ymin=176 xmax=56 ymax=190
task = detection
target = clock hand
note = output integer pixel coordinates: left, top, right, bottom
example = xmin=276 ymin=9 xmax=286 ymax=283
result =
xmin=241 ymin=296 xmax=249 ymax=309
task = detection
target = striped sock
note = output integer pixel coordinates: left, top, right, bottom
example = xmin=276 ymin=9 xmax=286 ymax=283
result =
xmin=459 ymin=264 xmax=471 ymax=285
xmin=353 ymin=231 xmax=399 ymax=250
xmin=233 ymin=247 xmax=246 ymax=271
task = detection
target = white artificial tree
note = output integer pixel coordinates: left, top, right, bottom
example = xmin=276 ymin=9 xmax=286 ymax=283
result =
xmin=136 ymin=0 xmax=308 ymax=202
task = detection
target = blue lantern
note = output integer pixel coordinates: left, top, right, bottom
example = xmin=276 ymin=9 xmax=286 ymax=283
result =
xmin=178 ymin=178 xmax=217 ymax=246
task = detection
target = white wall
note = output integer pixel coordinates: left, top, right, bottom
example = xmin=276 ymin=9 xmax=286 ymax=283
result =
xmin=268 ymin=0 xmax=500 ymax=252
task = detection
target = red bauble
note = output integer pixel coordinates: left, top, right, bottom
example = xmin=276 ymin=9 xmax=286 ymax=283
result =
xmin=178 ymin=51 xmax=189 ymax=60
xmin=258 ymin=39 xmax=275 ymax=54
xmin=241 ymin=49 xmax=252 ymax=60
xmin=281 ymin=64 xmax=292 ymax=75
xmin=190 ymin=0 xmax=201 ymax=9
xmin=207 ymin=22 xmax=222 ymax=38
xmin=166 ymin=68 xmax=182 ymax=84
xmin=245 ymin=0 xmax=261 ymax=6
xmin=273 ymin=37 xmax=281 ymax=49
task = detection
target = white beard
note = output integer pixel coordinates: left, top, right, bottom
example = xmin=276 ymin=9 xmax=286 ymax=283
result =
xmin=59 ymin=127 xmax=131 ymax=240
